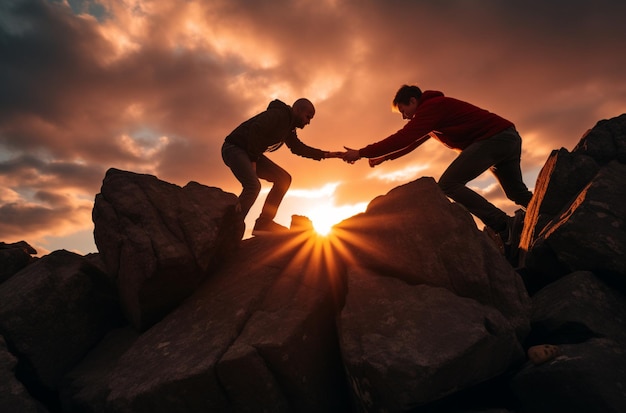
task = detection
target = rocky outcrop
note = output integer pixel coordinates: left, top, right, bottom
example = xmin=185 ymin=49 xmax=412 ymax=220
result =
xmin=520 ymin=114 xmax=626 ymax=288
xmin=1 ymin=114 xmax=625 ymax=413
xmin=0 ymin=250 xmax=122 ymax=411
xmin=334 ymin=178 xmax=529 ymax=411
xmin=0 ymin=241 xmax=37 ymax=283
xmin=92 ymin=168 xmax=244 ymax=331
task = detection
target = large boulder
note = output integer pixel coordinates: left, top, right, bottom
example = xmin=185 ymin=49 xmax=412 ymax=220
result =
xmin=339 ymin=267 xmax=524 ymax=412
xmin=92 ymin=168 xmax=244 ymax=331
xmin=91 ymin=234 xmax=349 ymax=413
xmin=0 ymin=250 xmax=122 ymax=410
xmin=511 ymin=271 xmax=626 ymax=413
xmin=520 ymin=114 xmax=626 ymax=288
xmin=334 ymin=177 xmax=530 ymax=411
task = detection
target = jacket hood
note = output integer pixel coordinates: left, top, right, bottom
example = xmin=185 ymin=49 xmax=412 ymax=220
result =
xmin=420 ymin=90 xmax=444 ymax=102
xmin=267 ymin=99 xmax=291 ymax=112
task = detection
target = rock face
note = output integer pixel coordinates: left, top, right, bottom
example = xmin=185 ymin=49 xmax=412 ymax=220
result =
xmin=1 ymin=114 xmax=625 ymax=413
xmin=334 ymin=178 xmax=529 ymax=411
xmin=92 ymin=168 xmax=244 ymax=331
xmin=0 ymin=250 xmax=122 ymax=411
xmin=520 ymin=114 xmax=626 ymax=286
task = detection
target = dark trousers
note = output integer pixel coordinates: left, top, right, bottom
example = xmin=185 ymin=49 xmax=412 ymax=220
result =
xmin=438 ymin=127 xmax=532 ymax=231
xmin=221 ymin=142 xmax=291 ymax=220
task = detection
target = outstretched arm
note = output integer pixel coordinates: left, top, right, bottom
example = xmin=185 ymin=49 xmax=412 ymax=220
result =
xmin=324 ymin=151 xmax=346 ymax=159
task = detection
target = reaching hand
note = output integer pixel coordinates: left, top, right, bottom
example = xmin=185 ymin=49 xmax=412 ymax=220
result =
xmin=342 ymin=147 xmax=361 ymax=164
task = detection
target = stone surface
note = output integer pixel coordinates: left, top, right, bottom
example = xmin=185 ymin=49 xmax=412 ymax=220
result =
xmin=93 ymin=168 xmax=244 ymax=331
xmin=339 ymin=266 xmax=524 ymax=411
xmin=0 ymin=250 xmax=122 ymax=408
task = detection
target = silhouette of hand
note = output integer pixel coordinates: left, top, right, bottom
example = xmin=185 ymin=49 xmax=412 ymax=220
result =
xmin=342 ymin=147 xmax=361 ymax=164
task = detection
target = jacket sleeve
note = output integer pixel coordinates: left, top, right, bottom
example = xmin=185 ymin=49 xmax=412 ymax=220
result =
xmin=359 ymin=119 xmax=436 ymax=158
xmin=368 ymin=132 xmax=434 ymax=164
xmin=284 ymin=131 xmax=326 ymax=160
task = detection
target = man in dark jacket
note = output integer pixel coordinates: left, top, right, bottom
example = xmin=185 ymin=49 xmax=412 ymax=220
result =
xmin=343 ymin=85 xmax=532 ymax=252
xmin=222 ymin=98 xmax=343 ymax=235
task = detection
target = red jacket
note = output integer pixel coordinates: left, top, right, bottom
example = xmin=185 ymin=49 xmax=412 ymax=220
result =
xmin=359 ymin=90 xmax=514 ymax=158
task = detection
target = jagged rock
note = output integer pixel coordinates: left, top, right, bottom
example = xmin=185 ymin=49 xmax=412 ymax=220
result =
xmin=519 ymin=148 xmax=598 ymax=243
xmin=0 ymin=250 xmax=123 ymax=410
xmin=334 ymin=177 xmax=530 ymax=338
xmin=92 ymin=168 xmax=244 ymax=331
xmin=0 ymin=336 xmax=49 ymax=413
xmin=0 ymin=240 xmax=37 ymax=254
xmin=290 ymin=214 xmax=315 ymax=231
xmin=572 ymin=113 xmax=626 ymax=164
xmin=0 ymin=240 xmax=37 ymax=283
xmin=334 ymin=177 xmax=530 ymax=410
xmin=512 ymin=271 xmax=626 ymax=413
xmin=339 ymin=266 xmax=524 ymax=411
xmin=101 ymin=234 xmax=348 ymax=413
xmin=520 ymin=114 xmax=626 ymax=288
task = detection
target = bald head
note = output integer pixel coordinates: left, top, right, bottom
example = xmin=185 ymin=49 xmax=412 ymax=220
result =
xmin=292 ymin=98 xmax=315 ymax=129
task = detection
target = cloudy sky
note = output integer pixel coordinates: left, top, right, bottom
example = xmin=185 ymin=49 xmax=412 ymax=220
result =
xmin=1 ymin=0 xmax=625 ymax=256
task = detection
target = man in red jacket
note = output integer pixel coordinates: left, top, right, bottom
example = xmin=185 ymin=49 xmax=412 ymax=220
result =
xmin=222 ymin=98 xmax=343 ymax=235
xmin=343 ymin=85 xmax=532 ymax=252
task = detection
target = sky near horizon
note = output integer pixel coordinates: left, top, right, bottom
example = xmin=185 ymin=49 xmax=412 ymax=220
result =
xmin=1 ymin=0 xmax=625 ymax=256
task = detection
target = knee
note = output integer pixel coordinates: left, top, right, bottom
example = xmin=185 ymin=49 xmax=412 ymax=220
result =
xmin=278 ymin=171 xmax=292 ymax=189
xmin=246 ymin=179 xmax=262 ymax=196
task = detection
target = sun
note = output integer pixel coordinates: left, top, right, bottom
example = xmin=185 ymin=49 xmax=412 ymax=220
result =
xmin=311 ymin=216 xmax=335 ymax=236
xmin=305 ymin=203 xmax=367 ymax=237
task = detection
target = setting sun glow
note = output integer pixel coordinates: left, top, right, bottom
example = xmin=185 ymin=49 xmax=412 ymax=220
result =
xmin=305 ymin=203 xmax=368 ymax=236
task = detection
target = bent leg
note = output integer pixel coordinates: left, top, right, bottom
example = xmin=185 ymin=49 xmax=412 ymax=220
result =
xmin=490 ymin=130 xmax=533 ymax=208
xmin=255 ymin=155 xmax=292 ymax=221
xmin=221 ymin=142 xmax=261 ymax=218
xmin=438 ymin=136 xmax=513 ymax=231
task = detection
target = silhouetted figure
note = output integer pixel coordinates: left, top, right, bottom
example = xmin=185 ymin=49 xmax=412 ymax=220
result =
xmin=343 ymin=85 xmax=532 ymax=252
xmin=222 ymin=98 xmax=343 ymax=235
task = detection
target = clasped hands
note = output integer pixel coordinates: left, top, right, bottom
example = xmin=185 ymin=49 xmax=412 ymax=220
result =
xmin=325 ymin=147 xmax=385 ymax=167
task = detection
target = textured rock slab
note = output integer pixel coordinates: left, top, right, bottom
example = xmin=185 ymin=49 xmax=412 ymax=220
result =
xmin=338 ymin=267 xmax=525 ymax=411
xmin=104 ymin=234 xmax=348 ymax=413
xmin=334 ymin=177 xmax=530 ymax=338
xmin=523 ymin=160 xmax=626 ymax=279
xmin=0 ymin=250 xmax=121 ymax=400
xmin=92 ymin=168 xmax=244 ymax=331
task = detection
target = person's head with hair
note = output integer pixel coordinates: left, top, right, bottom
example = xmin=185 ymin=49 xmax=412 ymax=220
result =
xmin=392 ymin=85 xmax=423 ymax=120
xmin=392 ymin=85 xmax=422 ymax=108
xmin=292 ymin=98 xmax=315 ymax=129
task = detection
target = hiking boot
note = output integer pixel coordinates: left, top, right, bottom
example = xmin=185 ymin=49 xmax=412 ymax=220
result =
xmin=252 ymin=218 xmax=289 ymax=236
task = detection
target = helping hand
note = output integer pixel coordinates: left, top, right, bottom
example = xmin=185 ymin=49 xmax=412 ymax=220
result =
xmin=342 ymin=147 xmax=361 ymax=164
